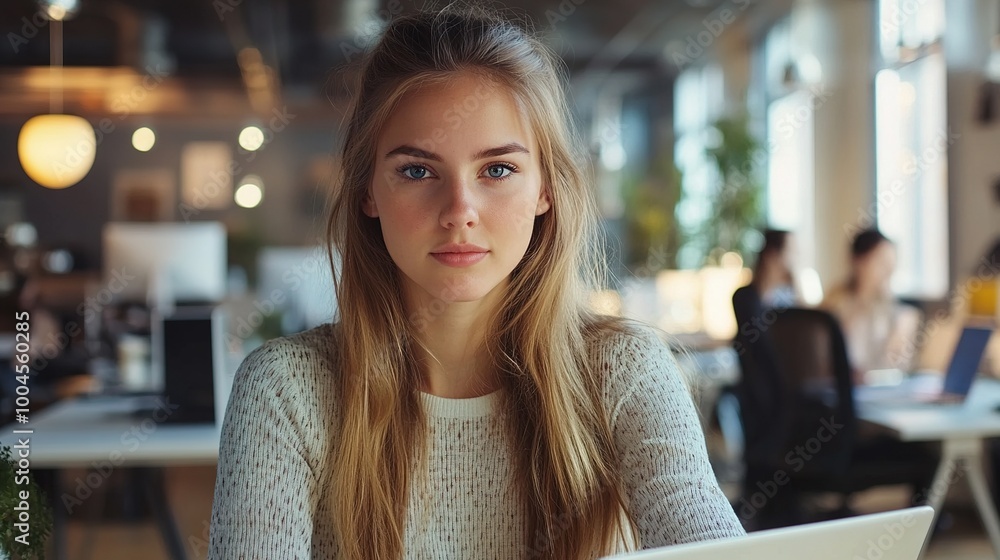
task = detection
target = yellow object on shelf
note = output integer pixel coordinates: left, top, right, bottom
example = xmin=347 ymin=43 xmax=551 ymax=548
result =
xmin=967 ymin=276 xmax=1000 ymax=318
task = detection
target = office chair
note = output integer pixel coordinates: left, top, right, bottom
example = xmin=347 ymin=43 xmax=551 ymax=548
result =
xmin=735 ymin=307 xmax=937 ymax=529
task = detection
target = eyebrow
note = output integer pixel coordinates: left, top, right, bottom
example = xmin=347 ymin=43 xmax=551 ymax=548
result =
xmin=384 ymin=142 xmax=530 ymax=161
xmin=474 ymin=143 xmax=530 ymax=159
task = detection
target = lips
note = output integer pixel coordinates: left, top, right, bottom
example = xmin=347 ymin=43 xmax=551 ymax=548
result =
xmin=430 ymin=244 xmax=488 ymax=268
xmin=430 ymin=242 xmax=488 ymax=254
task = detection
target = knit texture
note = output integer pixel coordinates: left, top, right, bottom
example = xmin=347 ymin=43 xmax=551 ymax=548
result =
xmin=208 ymin=322 xmax=745 ymax=559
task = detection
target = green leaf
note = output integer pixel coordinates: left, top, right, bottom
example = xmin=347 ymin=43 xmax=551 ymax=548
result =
xmin=0 ymin=445 xmax=54 ymax=560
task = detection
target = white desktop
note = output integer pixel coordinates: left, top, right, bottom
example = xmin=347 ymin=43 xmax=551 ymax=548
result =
xmin=98 ymin=222 xmax=236 ymax=424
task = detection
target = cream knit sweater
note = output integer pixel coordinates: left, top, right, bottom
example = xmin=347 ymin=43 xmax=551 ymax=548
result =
xmin=208 ymin=322 xmax=744 ymax=559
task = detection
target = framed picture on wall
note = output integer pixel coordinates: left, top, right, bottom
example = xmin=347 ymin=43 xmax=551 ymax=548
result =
xmin=111 ymin=169 xmax=176 ymax=222
xmin=181 ymin=141 xmax=232 ymax=211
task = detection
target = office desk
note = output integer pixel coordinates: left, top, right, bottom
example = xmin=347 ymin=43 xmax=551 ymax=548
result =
xmin=857 ymin=379 xmax=1000 ymax=560
xmin=0 ymin=395 xmax=221 ymax=560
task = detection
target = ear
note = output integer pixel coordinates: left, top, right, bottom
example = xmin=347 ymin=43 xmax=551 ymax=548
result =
xmin=535 ymin=187 xmax=551 ymax=216
xmin=362 ymin=191 xmax=379 ymax=218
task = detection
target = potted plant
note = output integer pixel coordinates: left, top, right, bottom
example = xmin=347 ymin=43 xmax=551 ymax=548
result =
xmin=0 ymin=444 xmax=53 ymax=560
xmin=621 ymin=158 xmax=684 ymax=274
xmin=676 ymin=114 xmax=764 ymax=268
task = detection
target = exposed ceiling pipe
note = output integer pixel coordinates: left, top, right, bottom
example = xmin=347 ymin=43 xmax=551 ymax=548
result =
xmin=220 ymin=0 xmax=282 ymax=116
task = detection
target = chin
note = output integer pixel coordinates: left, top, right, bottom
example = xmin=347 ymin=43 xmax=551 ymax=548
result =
xmin=402 ymin=268 xmax=504 ymax=304
xmin=427 ymin=278 xmax=501 ymax=303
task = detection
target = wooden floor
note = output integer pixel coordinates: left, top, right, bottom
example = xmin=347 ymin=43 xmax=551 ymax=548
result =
xmin=45 ymin=465 xmax=216 ymax=560
xmin=41 ymin=466 xmax=998 ymax=559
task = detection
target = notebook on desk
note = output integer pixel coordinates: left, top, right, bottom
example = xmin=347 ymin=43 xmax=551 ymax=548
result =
xmin=602 ymin=506 xmax=934 ymax=560
xmin=856 ymin=325 xmax=994 ymax=406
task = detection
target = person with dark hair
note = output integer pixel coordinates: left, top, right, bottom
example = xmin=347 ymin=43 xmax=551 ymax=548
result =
xmin=731 ymin=230 xmax=799 ymax=355
xmin=730 ymin=229 xmax=800 ymax=525
xmin=732 ymin=230 xmax=799 ymax=345
xmin=821 ymin=228 xmax=921 ymax=380
xmin=983 ymin=237 xmax=1000 ymax=274
xmin=749 ymin=230 xmax=798 ymax=307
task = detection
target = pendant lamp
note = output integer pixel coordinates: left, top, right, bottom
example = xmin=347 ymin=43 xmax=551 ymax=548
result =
xmin=17 ymin=14 xmax=95 ymax=189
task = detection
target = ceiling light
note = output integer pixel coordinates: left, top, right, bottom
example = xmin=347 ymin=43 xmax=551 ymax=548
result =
xmin=132 ymin=127 xmax=156 ymax=152
xmin=235 ymin=174 xmax=264 ymax=208
xmin=18 ymin=114 xmax=95 ymax=188
xmin=235 ymin=183 xmax=263 ymax=208
xmin=239 ymin=126 xmax=265 ymax=151
xmin=17 ymin=18 xmax=94 ymax=189
xmin=38 ymin=0 xmax=79 ymax=21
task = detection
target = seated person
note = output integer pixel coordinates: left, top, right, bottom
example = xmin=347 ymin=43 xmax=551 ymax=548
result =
xmin=732 ymin=229 xmax=799 ymax=429
xmin=733 ymin=229 xmax=798 ymax=319
xmin=734 ymin=230 xmax=936 ymax=527
xmin=731 ymin=230 xmax=799 ymax=519
xmin=822 ymin=229 xmax=921 ymax=381
xmin=209 ymin=7 xmax=745 ymax=557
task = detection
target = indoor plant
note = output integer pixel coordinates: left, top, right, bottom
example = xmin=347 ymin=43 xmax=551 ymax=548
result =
xmin=0 ymin=444 xmax=53 ymax=560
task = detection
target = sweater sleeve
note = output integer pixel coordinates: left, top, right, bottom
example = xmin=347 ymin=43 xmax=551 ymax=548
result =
xmin=604 ymin=326 xmax=746 ymax=548
xmin=208 ymin=339 xmax=320 ymax=559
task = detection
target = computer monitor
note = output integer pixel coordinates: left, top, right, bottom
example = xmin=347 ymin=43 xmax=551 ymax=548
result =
xmin=147 ymin=305 xmax=227 ymax=424
xmin=102 ymin=222 xmax=227 ymax=306
xmin=256 ymin=246 xmax=337 ymax=332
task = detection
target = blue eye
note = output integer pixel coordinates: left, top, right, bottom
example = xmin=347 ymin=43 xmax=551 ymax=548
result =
xmin=485 ymin=164 xmax=515 ymax=180
xmin=400 ymin=165 xmax=429 ymax=180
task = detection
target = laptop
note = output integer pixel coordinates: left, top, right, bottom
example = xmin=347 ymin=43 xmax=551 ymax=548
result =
xmin=602 ymin=506 xmax=934 ymax=560
xmin=855 ymin=325 xmax=994 ymax=406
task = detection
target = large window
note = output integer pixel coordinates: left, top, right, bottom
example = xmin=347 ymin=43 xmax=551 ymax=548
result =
xmin=759 ymin=16 xmax=823 ymax=304
xmin=874 ymin=0 xmax=948 ymax=298
xmin=673 ymin=64 xmax=726 ymax=269
xmin=766 ymin=90 xmax=816 ymax=273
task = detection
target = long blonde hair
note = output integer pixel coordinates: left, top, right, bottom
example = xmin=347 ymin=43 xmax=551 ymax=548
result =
xmin=326 ymin=6 xmax=640 ymax=558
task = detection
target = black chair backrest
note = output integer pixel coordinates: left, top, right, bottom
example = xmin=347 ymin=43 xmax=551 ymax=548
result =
xmin=765 ymin=308 xmax=857 ymax=479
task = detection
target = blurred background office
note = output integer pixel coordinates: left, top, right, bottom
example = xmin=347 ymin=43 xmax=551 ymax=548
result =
xmin=1 ymin=0 xmax=1000 ymax=558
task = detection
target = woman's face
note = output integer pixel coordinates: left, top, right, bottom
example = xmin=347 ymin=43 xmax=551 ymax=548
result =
xmin=777 ymin=234 xmax=797 ymax=276
xmin=365 ymin=72 xmax=551 ymax=314
xmin=855 ymin=241 xmax=897 ymax=293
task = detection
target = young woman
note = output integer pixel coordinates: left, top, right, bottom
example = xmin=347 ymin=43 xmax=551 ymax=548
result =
xmin=732 ymin=230 xmax=798 ymax=317
xmin=209 ymin=7 xmax=744 ymax=559
xmin=729 ymin=230 xmax=798 ymax=517
xmin=822 ymin=228 xmax=921 ymax=380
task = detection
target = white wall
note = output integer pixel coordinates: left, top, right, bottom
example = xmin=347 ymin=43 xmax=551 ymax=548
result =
xmin=806 ymin=0 xmax=875 ymax=289
xmin=946 ymin=0 xmax=1000 ymax=284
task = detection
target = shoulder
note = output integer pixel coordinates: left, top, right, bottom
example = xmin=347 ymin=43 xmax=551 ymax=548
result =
xmin=224 ymin=323 xmax=342 ymax=462
xmin=732 ymin=284 xmax=756 ymax=304
xmin=584 ymin=316 xmax=672 ymax=365
xmin=731 ymin=285 xmax=760 ymax=315
xmin=232 ymin=322 xmax=341 ymax=402
xmin=583 ymin=316 xmax=686 ymax=417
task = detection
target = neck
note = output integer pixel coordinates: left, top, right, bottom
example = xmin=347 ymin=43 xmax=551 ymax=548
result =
xmin=405 ymin=279 xmax=505 ymax=399
xmin=757 ymin=266 xmax=786 ymax=295
xmin=853 ymin=280 xmax=883 ymax=302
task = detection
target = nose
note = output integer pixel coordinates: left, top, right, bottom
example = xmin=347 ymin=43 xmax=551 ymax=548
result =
xmin=438 ymin=177 xmax=479 ymax=230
